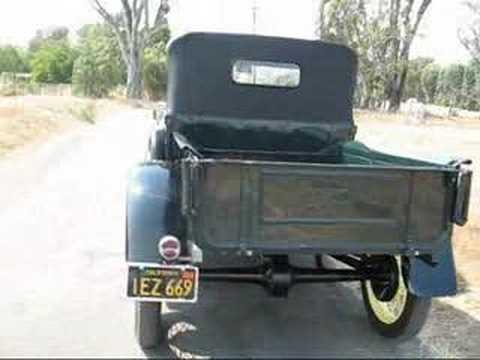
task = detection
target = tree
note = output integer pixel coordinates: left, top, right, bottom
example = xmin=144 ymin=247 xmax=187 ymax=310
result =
xmin=72 ymin=24 xmax=124 ymax=97
xmin=0 ymin=46 xmax=29 ymax=73
xmin=91 ymin=0 xmax=170 ymax=99
xmin=461 ymin=63 xmax=478 ymax=110
xmin=435 ymin=64 xmax=465 ymax=107
xmin=29 ymin=26 xmax=70 ymax=52
xmin=421 ymin=62 xmax=440 ymax=103
xmin=456 ymin=1 xmax=480 ymax=110
xmin=318 ymin=0 xmax=433 ymax=111
xmin=459 ymin=1 xmax=480 ymax=63
xmin=30 ymin=40 xmax=76 ymax=83
xmin=319 ymin=0 xmax=398 ymax=108
xmin=143 ymin=27 xmax=170 ymax=100
xmin=383 ymin=0 xmax=433 ymax=111
xmin=403 ymin=57 xmax=434 ymax=102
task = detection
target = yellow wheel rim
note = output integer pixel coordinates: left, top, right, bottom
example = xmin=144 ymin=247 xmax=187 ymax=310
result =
xmin=366 ymin=257 xmax=408 ymax=325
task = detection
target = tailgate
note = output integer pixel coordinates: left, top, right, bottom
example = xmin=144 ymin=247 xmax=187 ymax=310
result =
xmin=187 ymin=159 xmax=457 ymax=255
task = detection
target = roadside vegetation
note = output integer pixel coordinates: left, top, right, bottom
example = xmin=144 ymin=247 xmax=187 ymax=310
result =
xmin=0 ymin=1 xmax=171 ymax=156
xmin=0 ymin=2 xmax=170 ymax=100
xmin=318 ymin=0 xmax=480 ymax=112
xmin=0 ymin=96 xmax=128 ymax=157
xmin=2 ymin=0 xmax=480 ymax=110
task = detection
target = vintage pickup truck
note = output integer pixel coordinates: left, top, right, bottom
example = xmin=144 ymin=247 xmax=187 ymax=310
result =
xmin=126 ymin=33 xmax=473 ymax=349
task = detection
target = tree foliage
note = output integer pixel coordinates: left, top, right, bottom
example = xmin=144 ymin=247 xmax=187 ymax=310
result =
xmin=29 ymin=27 xmax=70 ymax=52
xmin=402 ymin=59 xmax=480 ymax=111
xmin=143 ymin=27 xmax=170 ymax=100
xmin=30 ymin=39 xmax=76 ymax=83
xmin=1 ymin=17 xmax=170 ymax=99
xmin=319 ymin=0 xmax=433 ymax=110
xmin=91 ymin=0 xmax=170 ymax=99
xmin=403 ymin=57 xmax=434 ymax=102
xmin=436 ymin=64 xmax=465 ymax=107
xmin=0 ymin=46 xmax=30 ymax=73
xmin=72 ymin=24 xmax=124 ymax=97
xmin=459 ymin=1 xmax=480 ymax=63
xmin=420 ymin=63 xmax=440 ymax=104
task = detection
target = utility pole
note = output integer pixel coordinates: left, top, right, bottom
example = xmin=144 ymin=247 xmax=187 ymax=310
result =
xmin=252 ymin=0 xmax=258 ymax=34
xmin=251 ymin=0 xmax=259 ymax=84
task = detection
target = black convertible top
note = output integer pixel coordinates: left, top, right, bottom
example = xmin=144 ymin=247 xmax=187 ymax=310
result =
xmin=166 ymin=32 xmax=358 ymax=156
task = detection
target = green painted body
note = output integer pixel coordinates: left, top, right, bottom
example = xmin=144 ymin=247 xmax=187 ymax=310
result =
xmin=126 ymin=33 xmax=473 ymax=297
xmin=182 ymin=141 xmax=461 ymax=258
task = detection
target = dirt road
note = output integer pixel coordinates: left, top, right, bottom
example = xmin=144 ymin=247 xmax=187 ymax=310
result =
xmin=0 ymin=109 xmax=479 ymax=358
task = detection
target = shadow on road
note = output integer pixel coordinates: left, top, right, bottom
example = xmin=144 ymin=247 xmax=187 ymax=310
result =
xmin=142 ymin=280 xmax=480 ymax=359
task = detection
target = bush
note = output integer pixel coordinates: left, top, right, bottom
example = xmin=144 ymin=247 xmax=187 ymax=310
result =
xmin=30 ymin=41 xmax=75 ymax=84
xmin=143 ymin=55 xmax=167 ymax=101
xmin=421 ymin=63 xmax=441 ymax=104
xmin=0 ymin=46 xmax=29 ymax=73
xmin=143 ymin=27 xmax=170 ymax=101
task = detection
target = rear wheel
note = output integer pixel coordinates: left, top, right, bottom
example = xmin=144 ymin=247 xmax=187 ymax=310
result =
xmin=361 ymin=256 xmax=431 ymax=340
xmin=135 ymin=301 xmax=163 ymax=349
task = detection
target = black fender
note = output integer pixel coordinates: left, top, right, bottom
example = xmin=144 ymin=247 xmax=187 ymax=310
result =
xmin=126 ymin=162 xmax=183 ymax=263
xmin=407 ymin=236 xmax=457 ymax=297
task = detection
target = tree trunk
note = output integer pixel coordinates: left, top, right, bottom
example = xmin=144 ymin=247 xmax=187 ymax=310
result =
xmin=388 ymin=77 xmax=406 ymax=111
xmin=388 ymin=53 xmax=410 ymax=111
xmin=126 ymin=49 xmax=144 ymax=99
xmin=92 ymin=0 xmax=170 ymax=100
xmin=386 ymin=0 xmax=432 ymax=111
xmin=127 ymin=63 xmax=143 ymax=99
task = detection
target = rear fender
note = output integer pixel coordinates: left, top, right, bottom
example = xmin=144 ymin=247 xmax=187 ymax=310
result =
xmin=407 ymin=236 xmax=457 ymax=297
xmin=126 ymin=162 xmax=183 ymax=263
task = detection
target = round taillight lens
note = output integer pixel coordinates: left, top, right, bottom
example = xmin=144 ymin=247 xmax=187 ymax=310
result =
xmin=158 ymin=235 xmax=181 ymax=262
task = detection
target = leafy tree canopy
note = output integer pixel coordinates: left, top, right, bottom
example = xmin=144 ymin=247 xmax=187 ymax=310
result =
xmin=72 ymin=23 xmax=124 ymax=98
xmin=143 ymin=27 xmax=170 ymax=101
xmin=0 ymin=46 xmax=30 ymax=74
xmin=30 ymin=40 xmax=76 ymax=83
xmin=29 ymin=26 xmax=70 ymax=52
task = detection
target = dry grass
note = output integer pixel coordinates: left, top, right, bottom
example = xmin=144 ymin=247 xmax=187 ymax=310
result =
xmin=0 ymin=95 xmax=125 ymax=157
xmin=68 ymin=101 xmax=98 ymax=124
xmin=355 ymin=109 xmax=480 ymax=289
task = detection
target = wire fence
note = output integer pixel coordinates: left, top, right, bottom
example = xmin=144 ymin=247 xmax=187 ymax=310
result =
xmin=0 ymin=72 xmax=72 ymax=97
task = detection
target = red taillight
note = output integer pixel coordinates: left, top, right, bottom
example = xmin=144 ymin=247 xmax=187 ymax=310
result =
xmin=158 ymin=235 xmax=181 ymax=262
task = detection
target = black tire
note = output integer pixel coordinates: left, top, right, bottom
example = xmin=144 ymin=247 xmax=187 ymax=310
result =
xmin=149 ymin=129 xmax=166 ymax=161
xmin=135 ymin=301 xmax=163 ymax=349
xmin=361 ymin=257 xmax=431 ymax=341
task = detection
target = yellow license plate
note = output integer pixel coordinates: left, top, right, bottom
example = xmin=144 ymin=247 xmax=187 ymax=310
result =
xmin=127 ymin=264 xmax=198 ymax=303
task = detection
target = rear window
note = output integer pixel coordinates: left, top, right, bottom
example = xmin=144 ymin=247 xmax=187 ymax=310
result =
xmin=232 ymin=60 xmax=301 ymax=88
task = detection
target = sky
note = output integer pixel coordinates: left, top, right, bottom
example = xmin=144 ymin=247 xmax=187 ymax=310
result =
xmin=0 ymin=0 xmax=473 ymax=65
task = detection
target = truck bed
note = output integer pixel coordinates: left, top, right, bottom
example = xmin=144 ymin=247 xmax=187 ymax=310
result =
xmin=182 ymin=141 xmax=463 ymax=256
